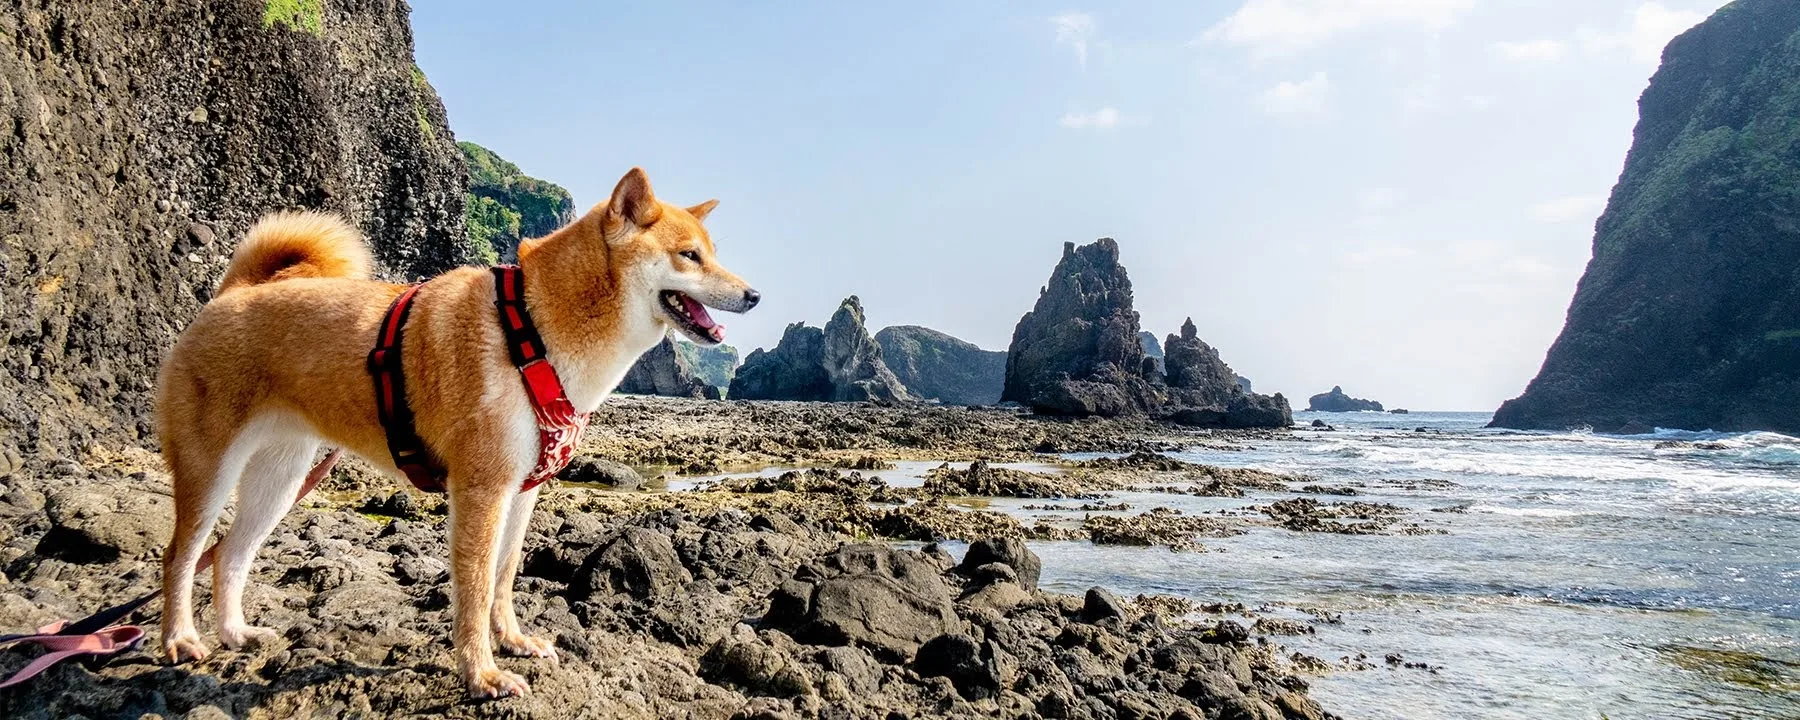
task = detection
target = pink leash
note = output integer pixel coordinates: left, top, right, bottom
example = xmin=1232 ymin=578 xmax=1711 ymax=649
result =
xmin=0 ymin=449 xmax=341 ymax=689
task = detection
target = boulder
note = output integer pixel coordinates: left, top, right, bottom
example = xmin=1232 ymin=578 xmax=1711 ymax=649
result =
xmin=760 ymin=544 xmax=957 ymax=661
xmin=956 ymin=537 xmax=1042 ymax=591
xmin=618 ymin=334 xmax=720 ymax=399
xmin=1307 ymin=386 xmax=1383 ymax=412
xmin=575 ymin=527 xmax=692 ymax=599
xmin=558 ymin=455 xmax=646 ymax=490
xmin=875 ymin=326 xmax=1007 ymax=405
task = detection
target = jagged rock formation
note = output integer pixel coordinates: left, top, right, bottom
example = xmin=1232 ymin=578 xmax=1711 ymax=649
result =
xmin=1493 ymin=0 xmax=1800 ymax=434
xmin=730 ymin=297 xmax=911 ymax=404
xmin=676 ymin=340 xmax=739 ymax=392
xmin=1001 ymin=240 xmax=1161 ymax=416
xmin=460 ymin=141 xmax=574 ymax=263
xmin=1 ymin=0 xmax=471 ymax=459
xmin=618 ymin=335 xmax=720 ymax=399
xmin=1002 ymin=241 xmax=1289 ymax=427
xmin=1161 ymin=319 xmax=1293 ymax=429
xmin=1236 ymin=376 xmax=1255 ymax=393
xmin=1307 ymin=386 xmax=1383 ymax=413
xmin=875 ymin=326 xmax=1006 ymax=405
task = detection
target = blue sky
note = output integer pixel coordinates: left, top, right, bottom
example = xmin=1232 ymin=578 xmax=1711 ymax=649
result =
xmin=412 ymin=0 xmax=1729 ymax=410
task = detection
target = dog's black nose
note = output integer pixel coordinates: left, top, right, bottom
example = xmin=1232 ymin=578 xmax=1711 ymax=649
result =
xmin=743 ymin=289 xmax=761 ymax=310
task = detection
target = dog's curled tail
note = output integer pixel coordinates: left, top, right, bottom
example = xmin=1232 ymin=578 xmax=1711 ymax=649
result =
xmin=215 ymin=211 xmax=375 ymax=296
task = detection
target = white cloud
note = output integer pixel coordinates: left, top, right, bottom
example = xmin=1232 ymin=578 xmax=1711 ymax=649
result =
xmin=1491 ymin=39 xmax=1568 ymax=63
xmin=1343 ymin=244 xmax=1419 ymax=266
xmin=1201 ymin=0 xmax=1475 ymax=58
xmin=1528 ymin=195 xmax=1607 ymax=223
xmin=1258 ymin=72 xmax=1330 ymax=116
xmin=1579 ymin=3 xmax=1706 ymax=66
xmin=1060 ymin=107 xmax=1122 ymax=130
xmin=1052 ymin=12 xmax=1095 ymax=69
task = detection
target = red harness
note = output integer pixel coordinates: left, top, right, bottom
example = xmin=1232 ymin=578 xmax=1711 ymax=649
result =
xmin=367 ymin=265 xmax=588 ymax=494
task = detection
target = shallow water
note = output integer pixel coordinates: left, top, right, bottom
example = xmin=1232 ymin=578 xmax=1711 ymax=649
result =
xmin=1038 ymin=412 xmax=1800 ymax=720
xmin=680 ymin=412 xmax=1800 ymax=719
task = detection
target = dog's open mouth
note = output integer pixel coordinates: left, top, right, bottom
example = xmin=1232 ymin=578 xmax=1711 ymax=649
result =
xmin=659 ymin=290 xmax=725 ymax=343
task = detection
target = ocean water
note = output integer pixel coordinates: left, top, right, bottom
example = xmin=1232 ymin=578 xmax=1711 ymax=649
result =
xmin=1029 ymin=412 xmax=1800 ymax=720
xmin=680 ymin=412 xmax=1800 ymax=719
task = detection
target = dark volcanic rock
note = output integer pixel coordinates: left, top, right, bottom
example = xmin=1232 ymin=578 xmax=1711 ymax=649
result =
xmin=763 ymin=544 xmax=959 ymax=661
xmin=1001 ymin=239 xmax=1160 ymax=416
xmin=1001 ymin=243 xmax=1288 ymax=427
xmin=1139 ymin=331 xmax=1164 ymax=372
xmin=875 ymin=325 xmax=1007 ymax=405
xmin=1307 ymin=386 xmax=1384 ymax=413
xmin=729 ymin=297 xmax=911 ymax=403
xmin=619 ymin=335 xmax=720 ymax=399
xmin=956 ymin=537 xmax=1042 ymax=591
xmin=1492 ymin=0 xmax=1800 ymax=435
xmin=1162 ymin=318 xmax=1294 ymax=428
xmin=1 ymin=0 xmax=473 ymax=458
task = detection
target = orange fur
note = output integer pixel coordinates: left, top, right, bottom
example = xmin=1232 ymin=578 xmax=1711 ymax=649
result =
xmin=155 ymin=168 xmax=757 ymax=698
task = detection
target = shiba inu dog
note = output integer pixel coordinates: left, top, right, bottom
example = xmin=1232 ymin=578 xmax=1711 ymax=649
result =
xmin=155 ymin=168 xmax=757 ymax=697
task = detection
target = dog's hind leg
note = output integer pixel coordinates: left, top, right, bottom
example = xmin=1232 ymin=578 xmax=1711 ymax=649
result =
xmin=490 ymin=485 xmax=553 ymax=659
xmin=161 ymin=414 xmax=266 ymax=663
xmin=214 ymin=431 xmax=318 ymax=650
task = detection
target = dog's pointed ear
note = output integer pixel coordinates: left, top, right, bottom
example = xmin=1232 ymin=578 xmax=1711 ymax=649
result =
xmin=686 ymin=199 xmax=719 ymax=223
xmin=606 ymin=167 xmax=662 ymax=233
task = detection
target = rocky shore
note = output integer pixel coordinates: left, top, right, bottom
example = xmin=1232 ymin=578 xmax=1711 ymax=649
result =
xmin=0 ymin=397 xmax=1354 ymax=719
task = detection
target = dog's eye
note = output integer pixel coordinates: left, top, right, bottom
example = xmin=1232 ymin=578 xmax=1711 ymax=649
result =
xmin=680 ymin=251 xmax=702 ymax=264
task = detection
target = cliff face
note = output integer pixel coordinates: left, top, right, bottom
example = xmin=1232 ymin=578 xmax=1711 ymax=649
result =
xmin=0 ymin=0 xmax=472 ymax=459
xmin=675 ymin=340 xmax=739 ymax=392
xmin=460 ymin=141 xmax=574 ymax=263
xmin=820 ymin=297 xmax=910 ymax=404
xmin=1493 ymin=0 xmax=1800 ymax=434
xmin=875 ymin=326 xmax=1007 ymax=406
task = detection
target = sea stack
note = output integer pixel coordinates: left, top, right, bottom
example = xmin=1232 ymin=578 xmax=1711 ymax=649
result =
xmin=1492 ymin=0 xmax=1800 ymax=435
xmin=729 ymin=297 xmax=911 ymax=404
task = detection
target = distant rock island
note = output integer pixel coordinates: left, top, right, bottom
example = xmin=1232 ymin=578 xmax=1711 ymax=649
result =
xmin=729 ymin=296 xmax=911 ymax=404
xmin=675 ymin=340 xmax=739 ymax=392
xmin=1492 ymin=0 xmax=1800 ymax=435
xmin=875 ymin=326 xmax=1006 ymax=405
xmin=1308 ymin=386 xmax=1384 ymax=413
xmin=458 ymin=141 xmax=575 ymax=263
xmin=1001 ymin=239 xmax=1290 ymax=428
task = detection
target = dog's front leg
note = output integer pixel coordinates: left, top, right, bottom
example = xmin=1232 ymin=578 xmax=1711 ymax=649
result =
xmin=491 ymin=485 xmax=555 ymax=659
xmin=448 ymin=466 xmax=530 ymax=699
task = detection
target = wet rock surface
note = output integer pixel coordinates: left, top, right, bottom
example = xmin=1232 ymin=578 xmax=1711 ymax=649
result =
xmin=0 ymin=449 xmax=1333 ymax=720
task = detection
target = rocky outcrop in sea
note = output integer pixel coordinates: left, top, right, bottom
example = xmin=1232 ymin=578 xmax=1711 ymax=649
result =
xmin=875 ymin=326 xmax=1006 ymax=405
xmin=730 ymin=297 xmax=911 ymax=404
xmin=1001 ymin=241 xmax=1290 ymax=428
xmin=618 ymin=335 xmax=721 ymax=399
xmin=0 ymin=0 xmax=473 ymax=460
xmin=1307 ymin=387 xmax=1383 ymax=413
xmin=1139 ymin=331 xmax=1164 ymax=372
xmin=1492 ymin=0 xmax=1800 ymax=435
xmin=676 ymin=341 xmax=739 ymax=392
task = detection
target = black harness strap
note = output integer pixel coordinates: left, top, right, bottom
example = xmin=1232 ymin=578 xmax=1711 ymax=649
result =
xmin=367 ymin=283 xmax=448 ymax=493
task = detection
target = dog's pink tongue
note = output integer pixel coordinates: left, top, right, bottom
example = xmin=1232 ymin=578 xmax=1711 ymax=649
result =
xmin=680 ymin=294 xmax=721 ymax=335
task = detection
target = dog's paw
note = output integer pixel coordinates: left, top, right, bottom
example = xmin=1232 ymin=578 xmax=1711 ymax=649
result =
xmin=498 ymin=631 xmax=558 ymax=660
xmin=466 ymin=666 xmax=530 ymax=699
xmin=163 ymin=630 xmax=210 ymax=664
xmin=219 ymin=624 xmax=281 ymax=651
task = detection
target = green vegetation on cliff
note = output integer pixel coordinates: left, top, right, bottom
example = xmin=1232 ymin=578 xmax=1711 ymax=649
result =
xmin=459 ymin=142 xmax=575 ymax=263
xmin=1493 ymin=0 xmax=1800 ymax=433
